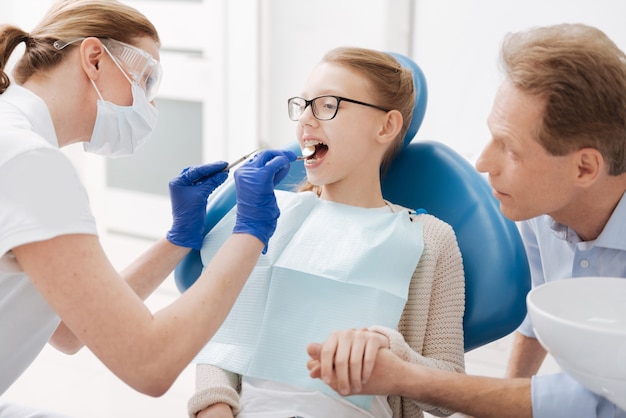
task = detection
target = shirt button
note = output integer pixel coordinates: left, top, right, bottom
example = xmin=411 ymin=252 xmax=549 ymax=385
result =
xmin=580 ymin=259 xmax=590 ymax=268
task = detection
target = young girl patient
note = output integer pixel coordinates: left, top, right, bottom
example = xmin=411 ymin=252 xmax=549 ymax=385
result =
xmin=188 ymin=47 xmax=465 ymax=418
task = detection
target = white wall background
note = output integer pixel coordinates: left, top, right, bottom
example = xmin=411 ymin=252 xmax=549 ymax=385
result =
xmin=411 ymin=0 xmax=626 ymax=160
xmin=7 ymin=0 xmax=626 ymax=163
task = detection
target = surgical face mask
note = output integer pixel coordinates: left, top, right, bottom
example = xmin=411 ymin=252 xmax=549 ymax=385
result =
xmin=85 ymin=45 xmax=159 ymax=158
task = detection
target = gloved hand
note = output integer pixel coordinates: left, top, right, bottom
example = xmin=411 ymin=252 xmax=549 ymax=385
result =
xmin=233 ymin=149 xmax=297 ymax=253
xmin=167 ymin=161 xmax=229 ymax=250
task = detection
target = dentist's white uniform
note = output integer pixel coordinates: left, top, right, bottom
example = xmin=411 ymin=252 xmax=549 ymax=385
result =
xmin=0 ymin=84 xmax=96 ymax=414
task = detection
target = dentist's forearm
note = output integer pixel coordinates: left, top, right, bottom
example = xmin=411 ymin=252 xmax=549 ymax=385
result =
xmin=50 ymin=237 xmax=189 ymax=353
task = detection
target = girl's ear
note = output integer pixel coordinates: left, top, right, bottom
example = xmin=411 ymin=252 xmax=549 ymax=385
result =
xmin=79 ymin=37 xmax=106 ymax=81
xmin=573 ymin=147 xmax=604 ymax=187
xmin=377 ymin=109 xmax=403 ymax=145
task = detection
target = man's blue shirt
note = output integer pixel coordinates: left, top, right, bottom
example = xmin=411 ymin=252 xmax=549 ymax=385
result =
xmin=517 ymin=192 xmax=626 ymax=417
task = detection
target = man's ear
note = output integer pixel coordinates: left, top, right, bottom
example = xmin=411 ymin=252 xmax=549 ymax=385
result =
xmin=78 ymin=37 xmax=106 ymax=81
xmin=377 ymin=110 xmax=403 ymax=145
xmin=574 ymin=147 xmax=604 ymax=187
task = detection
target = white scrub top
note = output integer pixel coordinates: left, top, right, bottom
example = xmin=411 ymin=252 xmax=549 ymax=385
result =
xmin=0 ymin=84 xmax=97 ymax=395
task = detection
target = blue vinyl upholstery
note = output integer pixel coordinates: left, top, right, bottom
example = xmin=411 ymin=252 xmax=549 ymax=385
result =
xmin=174 ymin=53 xmax=530 ymax=352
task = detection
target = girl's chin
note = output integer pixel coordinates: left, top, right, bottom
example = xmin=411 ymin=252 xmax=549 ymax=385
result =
xmin=303 ymin=173 xmax=325 ymax=187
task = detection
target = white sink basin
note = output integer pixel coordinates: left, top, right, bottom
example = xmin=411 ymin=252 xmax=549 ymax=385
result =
xmin=527 ymin=277 xmax=626 ymax=410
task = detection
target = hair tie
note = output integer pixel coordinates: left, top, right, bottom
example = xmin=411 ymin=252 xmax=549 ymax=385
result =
xmin=22 ymin=34 xmax=34 ymax=48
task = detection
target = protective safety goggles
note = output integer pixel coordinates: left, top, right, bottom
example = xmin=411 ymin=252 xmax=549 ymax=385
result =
xmin=54 ymin=37 xmax=163 ymax=101
xmin=100 ymin=39 xmax=162 ymax=101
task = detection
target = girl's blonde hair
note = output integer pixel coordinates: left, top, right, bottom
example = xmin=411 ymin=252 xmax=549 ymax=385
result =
xmin=0 ymin=0 xmax=159 ymax=93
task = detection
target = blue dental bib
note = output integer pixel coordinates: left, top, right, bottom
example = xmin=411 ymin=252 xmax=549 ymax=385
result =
xmin=195 ymin=190 xmax=424 ymax=409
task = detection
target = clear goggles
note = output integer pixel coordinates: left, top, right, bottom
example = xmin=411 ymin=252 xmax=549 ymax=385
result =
xmin=54 ymin=37 xmax=163 ymax=101
xmin=100 ymin=39 xmax=162 ymax=101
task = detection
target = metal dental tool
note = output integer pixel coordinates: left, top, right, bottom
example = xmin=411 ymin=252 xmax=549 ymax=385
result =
xmin=296 ymin=145 xmax=315 ymax=161
xmin=223 ymin=146 xmax=265 ymax=171
xmin=223 ymin=145 xmax=313 ymax=171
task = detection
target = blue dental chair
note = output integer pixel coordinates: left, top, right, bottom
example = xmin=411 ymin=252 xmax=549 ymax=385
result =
xmin=175 ymin=53 xmax=531 ymax=352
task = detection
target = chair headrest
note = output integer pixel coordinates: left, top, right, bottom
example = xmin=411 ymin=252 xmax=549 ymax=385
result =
xmin=387 ymin=52 xmax=428 ymax=147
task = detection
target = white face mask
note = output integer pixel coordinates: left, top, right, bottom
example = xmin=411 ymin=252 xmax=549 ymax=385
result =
xmin=85 ymin=51 xmax=159 ymax=158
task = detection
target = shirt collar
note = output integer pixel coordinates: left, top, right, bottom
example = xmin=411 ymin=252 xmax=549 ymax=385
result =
xmin=1 ymin=84 xmax=59 ymax=147
xmin=546 ymin=191 xmax=626 ymax=250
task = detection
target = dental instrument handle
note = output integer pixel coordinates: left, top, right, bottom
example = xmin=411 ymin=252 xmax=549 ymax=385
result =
xmin=223 ymin=146 xmax=265 ymax=172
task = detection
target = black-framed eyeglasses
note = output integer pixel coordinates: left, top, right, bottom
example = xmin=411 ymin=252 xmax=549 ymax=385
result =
xmin=287 ymin=95 xmax=391 ymax=121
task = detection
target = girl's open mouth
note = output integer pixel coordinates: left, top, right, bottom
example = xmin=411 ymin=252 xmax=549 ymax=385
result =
xmin=302 ymin=141 xmax=328 ymax=164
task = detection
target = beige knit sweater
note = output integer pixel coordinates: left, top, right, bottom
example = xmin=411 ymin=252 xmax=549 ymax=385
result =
xmin=188 ymin=208 xmax=466 ymax=418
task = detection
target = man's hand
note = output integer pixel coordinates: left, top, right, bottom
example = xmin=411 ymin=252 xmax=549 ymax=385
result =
xmin=306 ymin=330 xmax=404 ymax=396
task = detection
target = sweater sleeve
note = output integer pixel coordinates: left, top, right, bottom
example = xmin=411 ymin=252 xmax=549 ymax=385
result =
xmin=187 ymin=364 xmax=241 ymax=417
xmin=373 ymin=213 xmax=466 ymax=418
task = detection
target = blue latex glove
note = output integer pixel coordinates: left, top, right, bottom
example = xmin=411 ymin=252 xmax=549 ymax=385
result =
xmin=167 ymin=161 xmax=229 ymax=250
xmin=233 ymin=149 xmax=297 ymax=253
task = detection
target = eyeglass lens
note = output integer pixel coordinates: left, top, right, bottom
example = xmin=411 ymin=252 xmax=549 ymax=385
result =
xmin=288 ymin=96 xmax=339 ymax=121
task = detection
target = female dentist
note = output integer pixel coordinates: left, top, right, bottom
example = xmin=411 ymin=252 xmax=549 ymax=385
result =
xmin=0 ymin=0 xmax=295 ymax=412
